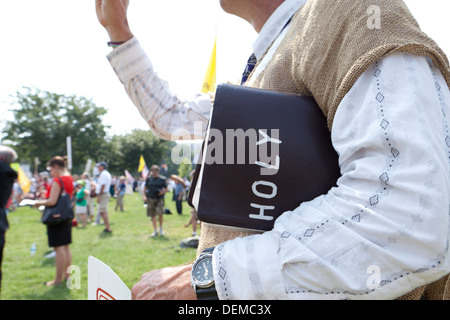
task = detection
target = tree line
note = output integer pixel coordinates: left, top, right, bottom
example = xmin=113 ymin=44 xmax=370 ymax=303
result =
xmin=1 ymin=87 xmax=184 ymax=177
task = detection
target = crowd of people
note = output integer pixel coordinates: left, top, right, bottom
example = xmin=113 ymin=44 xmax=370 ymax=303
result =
xmin=8 ymin=163 xmax=194 ymax=232
xmin=0 ymin=147 xmax=196 ymax=293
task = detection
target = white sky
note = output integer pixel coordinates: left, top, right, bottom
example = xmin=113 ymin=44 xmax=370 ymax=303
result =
xmin=0 ymin=0 xmax=449 ymax=139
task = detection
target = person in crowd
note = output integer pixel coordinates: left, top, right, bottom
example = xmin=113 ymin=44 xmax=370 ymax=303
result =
xmin=0 ymin=146 xmax=18 ymax=296
xmin=12 ymin=178 xmax=22 ymax=211
xmin=36 ymin=175 xmax=49 ymax=200
xmin=184 ymin=171 xmax=199 ymax=236
xmin=115 ymin=175 xmax=126 ymax=212
xmin=184 ymin=207 xmax=199 ymax=237
xmin=75 ymin=179 xmax=89 ymax=228
xmin=33 ymin=156 xmax=73 ymax=287
xmin=82 ymin=173 xmax=94 ymax=223
xmin=96 ymin=0 xmax=450 ymax=300
xmin=143 ymin=165 xmax=167 ymax=237
xmin=95 ymin=162 xmax=112 ymax=233
xmin=172 ymin=177 xmax=185 ymax=215
xmin=110 ymin=175 xmax=117 ymax=197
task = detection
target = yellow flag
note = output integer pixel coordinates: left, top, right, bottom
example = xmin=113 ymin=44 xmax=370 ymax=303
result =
xmin=138 ymin=155 xmax=146 ymax=172
xmin=201 ymin=37 xmax=217 ymax=94
xmin=11 ymin=163 xmax=31 ymax=194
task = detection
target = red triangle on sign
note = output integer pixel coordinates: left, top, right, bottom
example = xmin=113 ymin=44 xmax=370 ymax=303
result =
xmin=96 ymin=288 xmax=116 ymax=300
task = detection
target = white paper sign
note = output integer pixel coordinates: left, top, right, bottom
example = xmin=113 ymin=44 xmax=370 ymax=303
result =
xmin=19 ymin=199 xmax=37 ymax=207
xmin=88 ymin=256 xmax=131 ymax=300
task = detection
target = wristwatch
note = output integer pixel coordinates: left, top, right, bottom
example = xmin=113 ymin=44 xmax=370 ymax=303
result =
xmin=191 ymin=247 xmax=218 ymax=300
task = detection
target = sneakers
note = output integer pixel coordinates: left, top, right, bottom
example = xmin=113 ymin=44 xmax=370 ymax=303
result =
xmin=151 ymin=228 xmax=164 ymax=237
xmin=45 ymin=251 xmax=56 ymax=259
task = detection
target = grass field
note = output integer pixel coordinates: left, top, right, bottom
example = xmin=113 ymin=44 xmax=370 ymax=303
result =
xmin=1 ymin=190 xmax=198 ymax=300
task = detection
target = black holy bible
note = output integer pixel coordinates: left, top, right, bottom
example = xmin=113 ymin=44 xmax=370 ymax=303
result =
xmin=189 ymin=84 xmax=341 ymax=232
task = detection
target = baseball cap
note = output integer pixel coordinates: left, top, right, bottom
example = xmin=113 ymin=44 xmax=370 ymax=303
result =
xmin=96 ymin=161 xmax=107 ymax=168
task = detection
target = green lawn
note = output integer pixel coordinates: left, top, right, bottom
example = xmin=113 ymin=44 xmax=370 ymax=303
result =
xmin=1 ymin=191 xmax=198 ymax=300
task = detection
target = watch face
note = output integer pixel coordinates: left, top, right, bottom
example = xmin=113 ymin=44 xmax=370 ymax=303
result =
xmin=192 ymin=255 xmax=214 ymax=288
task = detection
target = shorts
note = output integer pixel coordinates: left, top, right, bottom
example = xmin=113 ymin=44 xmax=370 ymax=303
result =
xmin=146 ymin=198 xmax=164 ymax=218
xmin=98 ymin=193 xmax=110 ymax=212
xmin=75 ymin=205 xmax=87 ymax=214
xmin=190 ymin=207 xmax=198 ymax=220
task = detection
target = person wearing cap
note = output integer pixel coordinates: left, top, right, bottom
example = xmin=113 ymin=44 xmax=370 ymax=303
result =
xmin=74 ymin=180 xmax=89 ymax=228
xmin=95 ymin=162 xmax=112 ymax=233
xmin=143 ymin=165 xmax=167 ymax=237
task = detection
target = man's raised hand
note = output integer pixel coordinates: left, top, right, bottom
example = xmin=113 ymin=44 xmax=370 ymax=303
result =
xmin=95 ymin=0 xmax=134 ymax=42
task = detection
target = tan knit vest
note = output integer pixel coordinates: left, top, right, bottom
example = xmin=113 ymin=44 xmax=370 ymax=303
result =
xmin=198 ymin=0 xmax=450 ymax=299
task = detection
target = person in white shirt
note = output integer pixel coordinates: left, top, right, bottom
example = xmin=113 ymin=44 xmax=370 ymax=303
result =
xmin=95 ymin=162 xmax=112 ymax=233
xmin=95 ymin=0 xmax=450 ymax=300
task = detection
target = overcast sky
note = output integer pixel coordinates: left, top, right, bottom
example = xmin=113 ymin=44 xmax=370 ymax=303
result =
xmin=0 ymin=0 xmax=449 ymax=140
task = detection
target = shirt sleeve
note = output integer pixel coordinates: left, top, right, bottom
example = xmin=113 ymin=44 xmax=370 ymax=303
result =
xmin=96 ymin=174 xmax=105 ymax=194
xmin=106 ymin=37 xmax=213 ymax=141
xmin=212 ymin=52 xmax=450 ymax=300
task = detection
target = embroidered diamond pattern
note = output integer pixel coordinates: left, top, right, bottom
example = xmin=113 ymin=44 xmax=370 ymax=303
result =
xmin=281 ymin=231 xmax=291 ymax=238
xmin=380 ymin=119 xmax=389 ymax=130
xmin=446 ymin=136 xmax=450 ymax=148
xmin=374 ymin=68 xmax=381 ymax=77
xmin=369 ymin=195 xmax=379 ymax=206
xmin=391 ymin=148 xmax=400 ymax=158
xmin=304 ymin=229 xmax=315 ymax=237
xmin=219 ymin=267 xmax=227 ymax=279
xmin=352 ymin=214 xmax=361 ymax=222
xmin=436 ymin=81 xmax=441 ymax=91
xmin=379 ymin=172 xmax=389 ymax=183
xmin=380 ymin=280 xmax=391 ymax=287
xmin=376 ymin=93 xmax=384 ymax=103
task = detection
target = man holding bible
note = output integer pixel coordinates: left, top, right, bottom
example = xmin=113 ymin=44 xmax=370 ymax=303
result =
xmin=96 ymin=0 xmax=450 ymax=300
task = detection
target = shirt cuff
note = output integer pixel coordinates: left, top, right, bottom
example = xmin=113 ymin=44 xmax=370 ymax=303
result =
xmin=212 ymin=232 xmax=287 ymax=300
xmin=106 ymin=37 xmax=154 ymax=84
